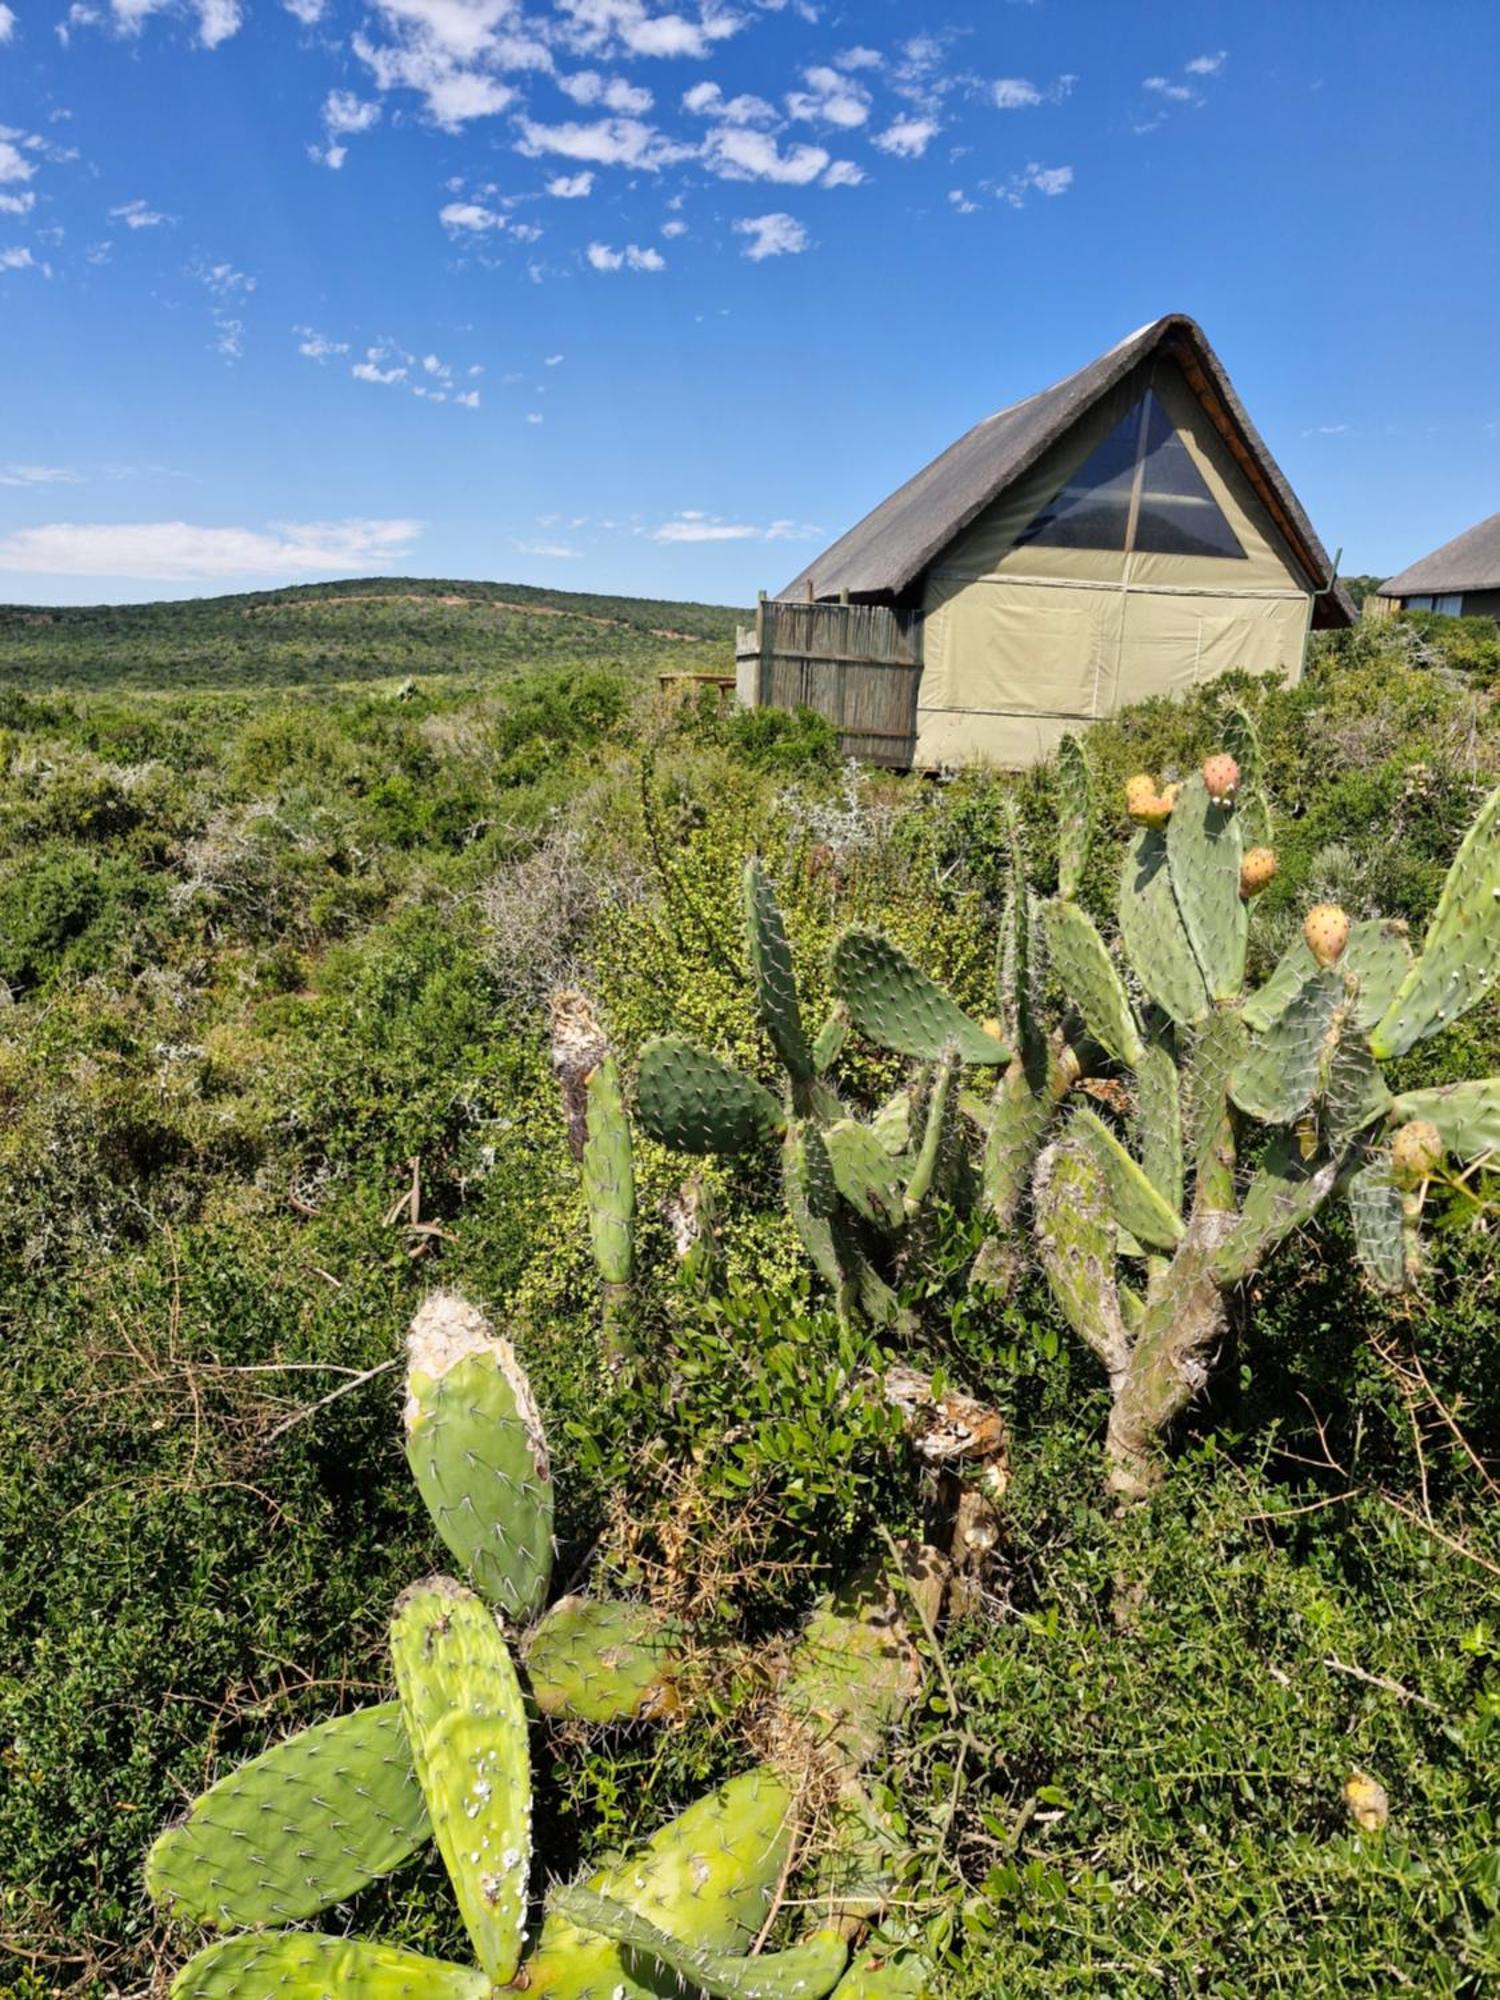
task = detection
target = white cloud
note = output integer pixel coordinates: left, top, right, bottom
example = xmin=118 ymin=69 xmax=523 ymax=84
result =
xmin=1185 ymin=50 xmax=1227 ymax=75
xmin=423 ymin=352 xmax=451 ymax=379
xmin=703 ymin=126 xmax=831 ymax=183
xmin=324 ymin=89 xmax=382 ymax=134
xmin=210 ymin=313 xmax=243 ymax=359
xmin=353 ymin=10 xmax=525 ymax=133
xmin=0 ymin=517 xmax=421 ymax=580
xmin=1028 ymin=163 xmax=1072 ymax=196
xmin=282 ymin=0 xmax=324 ymax=22
xmin=546 ymin=169 xmax=594 ymax=196
xmin=83 ymin=0 xmax=243 ymax=48
xmin=525 ymin=410 xmax=543 ymax=422
xmin=993 ymin=77 xmax=1041 ymax=109
xmin=734 ymin=210 xmax=807 ymax=260
xmin=681 ymin=80 xmax=774 ymax=123
xmin=1143 ymin=75 xmax=1195 ymax=102
xmin=194 ymin=258 xmax=254 ymax=295
xmin=0 ymin=139 xmax=33 ymax=185
xmin=0 ymin=463 xmax=79 ymax=486
xmin=0 ymin=245 xmax=48 ymax=273
xmin=786 ymin=63 xmax=870 ymax=129
xmin=111 ymin=197 xmax=171 ymax=228
xmin=988 ymin=160 xmax=1073 ymax=206
xmin=544 ymin=352 xmax=564 ymax=363
xmin=517 ymin=115 xmax=690 ymax=168
xmin=295 ymin=327 xmax=350 ymax=361
xmin=517 ymin=539 xmax=582 ymax=557
xmin=560 ymin=69 xmax=653 ymax=112
xmin=652 ymin=510 xmax=820 ymax=544
xmin=820 ymin=158 xmax=863 ymax=188
xmin=440 ymin=198 xmax=506 ymax=231
xmin=872 ymin=115 xmax=937 ymax=158
xmin=661 ymin=216 xmax=687 ymax=235
xmin=353 ymin=354 xmax=408 ymax=383
xmin=455 ymin=387 xmax=480 ymax=407
xmin=0 ymin=6 xmax=16 ymax=42
xmin=586 ymin=238 xmax=665 ymax=270
xmin=948 ymin=187 xmax=978 ymax=214
xmin=0 ymin=191 xmax=36 ymax=215
xmin=836 ymin=45 xmax=882 ymax=70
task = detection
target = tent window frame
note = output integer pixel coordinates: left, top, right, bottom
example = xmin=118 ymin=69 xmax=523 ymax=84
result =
xmin=1015 ymin=385 xmax=1247 ymax=562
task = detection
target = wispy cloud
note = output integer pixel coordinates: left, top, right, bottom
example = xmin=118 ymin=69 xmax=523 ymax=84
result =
xmin=110 ymin=197 xmax=171 ymax=228
xmin=704 ymin=126 xmax=847 ymax=184
xmin=0 ymin=7 xmax=17 ymax=44
xmin=652 ymin=510 xmax=820 ymax=543
xmin=585 ymin=239 xmax=665 ymax=270
xmin=1136 ymin=51 xmax=1228 ymax=129
xmin=546 ymin=170 xmax=594 ymax=196
xmin=517 ymin=539 xmax=582 ymax=558
xmin=0 ymin=462 xmax=81 ymax=486
xmin=992 ymin=73 xmax=1076 ymax=110
xmin=872 ymin=115 xmax=938 ymax=159
xmin=734 ymin=210 xmax=807 ymax=260
xmin=0 ymin=516 xmax=421 ymax=580
xmin=1 ymin=244 xmax=50 ymax=274
xmin=785 ymin=63 xmax=870 ymax=129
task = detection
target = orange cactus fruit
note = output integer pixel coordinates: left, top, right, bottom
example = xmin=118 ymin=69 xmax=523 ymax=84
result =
xmin=1303 ymin=903 xmax=1351 ymax=967
xmin=1390 ymin=1118 xmax=1444 ymax=1190
xmin=1239 ymin=846 xmax=1278 ymax=899
xmin=1201 ymin=752 xmax=1241 ymax=806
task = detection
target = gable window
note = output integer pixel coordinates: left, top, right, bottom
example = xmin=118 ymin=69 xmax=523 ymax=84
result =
xmin=1016 ymin=387 xmax=1246 ymax=560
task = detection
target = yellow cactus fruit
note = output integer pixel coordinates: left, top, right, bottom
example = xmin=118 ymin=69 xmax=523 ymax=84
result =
xmin=1239 ymin=846 xmax=1278 ymax=899
xmin=1343 ymin=1770 xmax=1389 ymax=1833
xmin=1303 ymin=903 xmax=1351 ymax=967
xmin=1390 ymin=1118 xmax=1444 ymax=1190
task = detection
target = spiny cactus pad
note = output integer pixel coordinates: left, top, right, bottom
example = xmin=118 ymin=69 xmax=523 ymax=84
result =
xmin=524 ymin=1596 xmax=678 ymax=1724
xmin=390 ymin=1578 xmax=531 ymax=1985
xmin=637 ymin=1036 xmax=786 ymax=1155
xmin=1388 ymin=1079 xmax=1500 ymax=1164
xmin=1055 ymin=731 xmax=1094 ymax=901
xmin=553 ymin=1887 xmax=848 ymax=2000
xmin=1370 ymin=784 xmax=1500 ymax=1060
xmin=404 ymin=1296 xmax=554 ymax=1624
xmin=831 ymin=1949 xmax=934 ymax=1997
xmin=1346 ymin=1156 xmax=1407 ymax=1290
xmin=583 ymin=1056 xmax=635 ymax=1289
xmin=1230 ymin=968 xmax=1346 ymax=1125
xmin=824 ymin=1118 xmax=908 ymax=1228
xmin=145 ymin=1702 xmax=428 ymax=1932
xmin=1041 ymin=900 xmax=1144 ymax=1067
xmin=1134 ymin=1042 xmax=1183 ymax=1215
xmin=1118 ymin=825 xmax=1210 ymax=1026
xmin=1069 ymin=1107 xmax=1184 ymax=1252
xmin=744 ymin=858 xmax=813 ymax=1086
xmin=1166 ymin=773 xmax=1247 ymax=1000
xmin=832 ymin=931 xmax=1008 ymax=1065
xmin=167 ymin=1932 xmax=489 ymax=2000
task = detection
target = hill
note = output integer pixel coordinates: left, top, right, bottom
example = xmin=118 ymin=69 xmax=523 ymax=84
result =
xmin=0 ymin=575 xmax=746 ymax=692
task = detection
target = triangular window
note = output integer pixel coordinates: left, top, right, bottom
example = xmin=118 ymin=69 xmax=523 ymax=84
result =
xmin=1015 ymin=388 xmax=1246 ymax=559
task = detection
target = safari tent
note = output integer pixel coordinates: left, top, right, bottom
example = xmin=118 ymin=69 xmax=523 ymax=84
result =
xmin=738 ymin=313 xmax=1352 ymax=769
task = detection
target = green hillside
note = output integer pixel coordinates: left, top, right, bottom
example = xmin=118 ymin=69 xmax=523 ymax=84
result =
xmin=0 ymin=575 xmax=745 ymax=691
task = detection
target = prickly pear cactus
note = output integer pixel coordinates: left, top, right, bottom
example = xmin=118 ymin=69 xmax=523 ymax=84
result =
xmin=148 ymin=1295 xmax=938 ymax=2000
xmin=825 ymin=728 xmax=1500 ymax=1494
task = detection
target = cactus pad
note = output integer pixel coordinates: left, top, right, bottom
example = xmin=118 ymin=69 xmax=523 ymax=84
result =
xmin=779 ymin=1559 xmax=925 ymax=1777
xmin=1134 ymin=1042 xmax=1183 ymax=1216
xmin=390 ymin=1578 xmax=531 ymax=1984
xmin=637 ymin=1036 xmax=786 ymax=1155
xmin=1213 ymin=1134 xmax=1340 ymax=1284
xmin=145 ymin=1702 xmax=428 ymax=1932
xmin=744 ymin=859 xmax=813 ymax=1086
xmin=832 ymin=931 xmax=1008 ymax=1065
xmin=1346 ymin=1155 xmax=1407 ymax=1290
xmin=1118 ymin=825 xmax=1210 ymax=1026
xmin=783 ymin=1124 xmax=845 ymax=1291
xmin=1166 ymin=773 xmax=1247 ymax=1001
xmin=832 ymin=1950 xmax=934 ymax=1998
xmin=1388 ymin=1078 xmax=1500 ymax=1164
xmin=524 ymin=1596 xmax=678 ymax=1724
xmin=825 ymin=1118 xmax=907 ymax=1229
xmin=583 ymin=1056 xmax=634 ymax=1289
xmin=1055 ymin=731 xmax=1094 ymax=902
xmin=168 ymin=1933 xmax=488 ymax=2000
xmin=1370 ymin=786 xmax=1500 ymax=1059
xmin=404 ymin=1294 xmax=554 ymax=1623
xmin=1230 ymin=969 xmax=1344 ymax=1125
xmin=553 ymin=1886 xmax=848 ymax=2000
xmin=1041 ymin=900 xmax=1144 ymax=1067
xmin=1069 ymin=1107 xmax=1184 ymax=1252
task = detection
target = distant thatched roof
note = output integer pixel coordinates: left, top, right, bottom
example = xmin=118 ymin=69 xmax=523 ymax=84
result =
xmin=779 ymin=313 xmax=1353 ymax=629
xmin=1378 ymin=512 xmax=1500 ymax=597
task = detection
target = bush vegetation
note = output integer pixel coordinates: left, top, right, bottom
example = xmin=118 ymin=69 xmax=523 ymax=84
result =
xmin=1 ymin=590 xmax=1497 ymax=1996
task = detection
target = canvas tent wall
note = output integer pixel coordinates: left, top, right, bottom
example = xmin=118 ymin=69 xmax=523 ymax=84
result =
xmin=761 ymin=314 xmax=1351 ymax=771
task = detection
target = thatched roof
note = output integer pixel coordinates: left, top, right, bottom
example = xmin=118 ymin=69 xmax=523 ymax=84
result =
xmin=1378 ymin=512 xmax=1500 ymax=598
xmin=779 ymin=313 xmax=1353 ymax=629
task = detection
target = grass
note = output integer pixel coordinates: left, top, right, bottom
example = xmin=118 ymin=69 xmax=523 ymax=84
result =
xmin=0 ymin=592 xmax=1497 ymax=1996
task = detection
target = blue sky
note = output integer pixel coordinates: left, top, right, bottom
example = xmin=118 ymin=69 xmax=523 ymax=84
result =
xmin=1 ymin=0 xmax=1496 ymax=606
